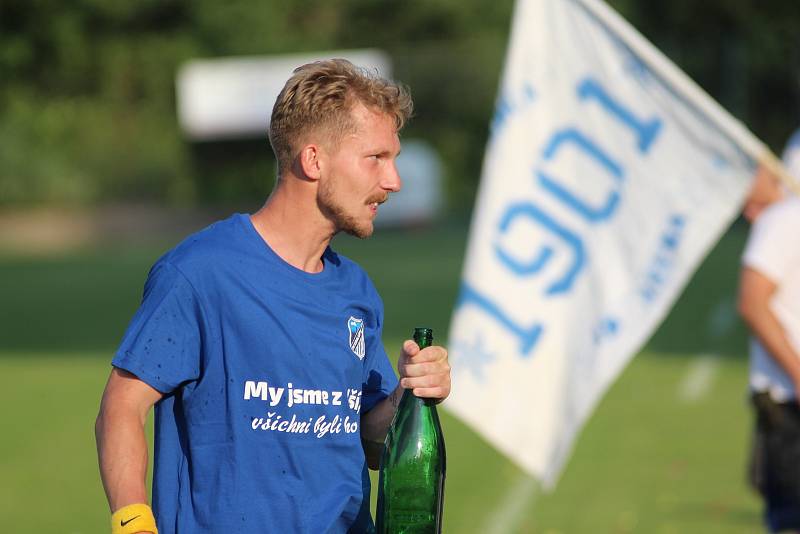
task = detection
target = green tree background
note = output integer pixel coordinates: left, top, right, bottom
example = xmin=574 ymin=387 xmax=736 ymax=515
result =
xmin=1 ymin=0 xmax=798 ymax=208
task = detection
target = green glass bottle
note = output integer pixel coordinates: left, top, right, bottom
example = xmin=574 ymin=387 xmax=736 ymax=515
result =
xmin=376 ymin=327 xmax=446 ymax=534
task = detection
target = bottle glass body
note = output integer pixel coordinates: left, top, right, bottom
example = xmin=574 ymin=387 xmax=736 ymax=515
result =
xmin=376 ymin=328 xmax=446 ymax=534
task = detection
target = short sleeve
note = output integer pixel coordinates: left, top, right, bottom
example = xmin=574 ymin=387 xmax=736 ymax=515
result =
xmin=112 ymin=261 xmax=204 ymax=393
xmin=361 ymin=293 xmax=398 ymax=413
xmin=743 ymin=201 xmax=800 ymax=285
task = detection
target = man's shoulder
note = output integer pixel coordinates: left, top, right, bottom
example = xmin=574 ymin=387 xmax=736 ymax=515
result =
xmin=747 ymin=196 xmax=800 ymax=260
xmin=760 ymin=196 xmax=800 ymax=225
xmin=326 ymin=248 xmax=381 ymax=298
xmin=160 ymin=213 xmax=247 ymax=272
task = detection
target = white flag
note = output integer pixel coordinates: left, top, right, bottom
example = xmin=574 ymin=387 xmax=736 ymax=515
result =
xmin=445 ymin=0 xmax=767 ymax=488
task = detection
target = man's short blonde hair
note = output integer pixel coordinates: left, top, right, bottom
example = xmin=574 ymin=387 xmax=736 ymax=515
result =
xmin=268 ymin=58 xmax=413 ymax=175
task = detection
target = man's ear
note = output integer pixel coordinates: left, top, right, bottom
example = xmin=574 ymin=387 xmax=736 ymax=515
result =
xmin=298 ymin=144 xmax=323 ymax=181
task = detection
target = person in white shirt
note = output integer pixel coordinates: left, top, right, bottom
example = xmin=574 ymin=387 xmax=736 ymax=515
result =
xmin=739 ymin=131 xmax=800 ymax=533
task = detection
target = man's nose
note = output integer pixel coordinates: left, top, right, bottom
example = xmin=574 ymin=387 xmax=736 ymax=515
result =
xmin=382 ymin=161 xmax=402 ymax=192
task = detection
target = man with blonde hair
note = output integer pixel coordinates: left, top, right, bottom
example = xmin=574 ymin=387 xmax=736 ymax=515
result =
xmin=96 ymin=59 xmax=451 ymax=534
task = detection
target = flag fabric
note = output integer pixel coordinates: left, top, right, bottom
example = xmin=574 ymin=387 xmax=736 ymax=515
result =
xmin=445 ymin=0 xmax=769 ymax=488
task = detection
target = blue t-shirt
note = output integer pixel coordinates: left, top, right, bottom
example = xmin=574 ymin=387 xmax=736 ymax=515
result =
xmin=113 ymin=213 xmax=398 ymax=533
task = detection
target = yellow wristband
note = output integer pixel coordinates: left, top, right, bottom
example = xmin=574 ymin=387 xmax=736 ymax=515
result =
xmin=111 ymin=503 xmax=158 ymax=534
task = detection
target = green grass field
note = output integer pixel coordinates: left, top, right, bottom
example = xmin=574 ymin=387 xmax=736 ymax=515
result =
xmin=0 ymin=219 xmax=763 ymax=533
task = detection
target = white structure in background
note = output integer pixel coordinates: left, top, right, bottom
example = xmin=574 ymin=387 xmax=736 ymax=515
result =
xmin=175 ymin=49 xmax=443 ymax=226
xmin=176 ymin=49 xmax=391 ymax=140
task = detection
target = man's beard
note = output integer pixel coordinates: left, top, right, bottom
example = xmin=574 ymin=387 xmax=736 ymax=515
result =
xmin=317 ymin=179 xmax=374 ymax=239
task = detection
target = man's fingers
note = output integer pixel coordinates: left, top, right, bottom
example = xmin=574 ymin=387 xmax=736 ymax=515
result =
xmin=397 ymin=341 xmax=451 ymax=401
xmin=402 ymin=339 xmax=420 ymax=358
xmin=403 ymin=345 xmax=447 ymax=363
xmin=400 ymin=373 xmax=450 ymax=390
xmin=401 ymin=360 xmax=450 ymax=378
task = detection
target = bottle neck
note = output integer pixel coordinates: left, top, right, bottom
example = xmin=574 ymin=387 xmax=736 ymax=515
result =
xmin=413 ymin=327 xmax=433 ymax=350
xmin=400 ymin=387 xmax=438 ymax=408
xmin=409 ymin=327 xmax=435 ymax=406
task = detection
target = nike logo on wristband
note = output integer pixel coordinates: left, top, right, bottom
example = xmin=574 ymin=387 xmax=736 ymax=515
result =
xmin=120 ymin=515 xmax=140 ymax=526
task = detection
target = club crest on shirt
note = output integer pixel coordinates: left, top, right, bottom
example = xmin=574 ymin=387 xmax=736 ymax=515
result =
xmin=347 ymin=316 xmax=365 ymax=360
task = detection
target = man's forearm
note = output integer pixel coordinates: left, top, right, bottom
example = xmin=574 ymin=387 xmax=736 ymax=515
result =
xmin=360 ymin=384 xmax=404 ymax=469
xmin=362 ymin=384 xmax=403 ymax=442
xmin=96 ymin=407 xmax=151 ymax=511
xmin=739 ymin=268 xmax=800 ymax=387
xmin=96 ymin=368 xmax=162 ymax=513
